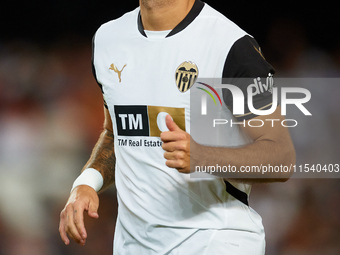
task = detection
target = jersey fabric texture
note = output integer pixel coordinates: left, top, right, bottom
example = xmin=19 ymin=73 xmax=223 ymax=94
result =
xmin=92 ymin=0 xmax=274 ymax=254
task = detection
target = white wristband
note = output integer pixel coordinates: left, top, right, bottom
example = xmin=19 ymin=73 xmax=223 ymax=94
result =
xmin=71 ymin=168 xmax=104 ymax=193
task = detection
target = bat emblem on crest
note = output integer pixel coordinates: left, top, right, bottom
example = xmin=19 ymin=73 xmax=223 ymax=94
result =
xmin=175 ymin=61 xmax=198 ymax=92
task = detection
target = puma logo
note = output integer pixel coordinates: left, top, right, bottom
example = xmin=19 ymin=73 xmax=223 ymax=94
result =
xmin=109 ymin=63 xmax=127 ymax=82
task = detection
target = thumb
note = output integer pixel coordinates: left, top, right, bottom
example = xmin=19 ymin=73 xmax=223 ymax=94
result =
xmin=165 ymin=115 xmax=180 ymax=132
xmin=87 ymin=200 xmax=99 ymax=219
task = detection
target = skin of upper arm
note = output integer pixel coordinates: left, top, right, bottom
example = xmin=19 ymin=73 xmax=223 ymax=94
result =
xmin=104 ymin=107 xmax=113 ymax=133
xmin=242 ymin=106 xmax=296 ymax=164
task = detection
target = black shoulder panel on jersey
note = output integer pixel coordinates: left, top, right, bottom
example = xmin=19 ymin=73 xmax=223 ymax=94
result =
xmin=222 ymin=35 xmax=275 ymax=120
xmin=223 ymin=35 xmax=274 ymax=78
xmin=92 ymin=34 xmax=108 ymax=109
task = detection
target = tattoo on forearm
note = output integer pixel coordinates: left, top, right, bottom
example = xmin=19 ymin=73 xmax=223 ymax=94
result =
xmin=83 ymin=129 xmax=116 ymax=191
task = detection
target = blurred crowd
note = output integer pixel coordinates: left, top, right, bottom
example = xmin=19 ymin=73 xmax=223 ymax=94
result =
xmin=0 ymin=17 xmax=339 ymax=255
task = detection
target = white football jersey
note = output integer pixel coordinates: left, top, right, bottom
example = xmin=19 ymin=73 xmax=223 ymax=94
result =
xmin=92 ymin=0 xmax=274 ymax=253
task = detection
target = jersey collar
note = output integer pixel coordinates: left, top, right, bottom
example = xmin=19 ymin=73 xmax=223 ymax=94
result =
xmin=137 ymin=0 xmax=205 ymax=38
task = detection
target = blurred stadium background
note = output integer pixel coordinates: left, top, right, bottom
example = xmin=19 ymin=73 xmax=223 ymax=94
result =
xmin=0 ymin=1 xmax=339 ymax=254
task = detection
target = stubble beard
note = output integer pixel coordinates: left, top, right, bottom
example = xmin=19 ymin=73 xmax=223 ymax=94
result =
xmin=140 ymin=0 xmax=176 ymax=10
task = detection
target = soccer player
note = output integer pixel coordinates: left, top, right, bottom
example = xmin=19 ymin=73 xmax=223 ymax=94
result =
xmin=59 ymin=0 xmax=295 ymax=254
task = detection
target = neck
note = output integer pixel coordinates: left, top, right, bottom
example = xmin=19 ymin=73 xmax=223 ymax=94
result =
xmin=139 ymin=0 xmax=195 ymax=31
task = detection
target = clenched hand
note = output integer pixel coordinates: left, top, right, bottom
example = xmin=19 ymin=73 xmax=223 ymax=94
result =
xmin=161 ymin=115 xmax=199 ymax=173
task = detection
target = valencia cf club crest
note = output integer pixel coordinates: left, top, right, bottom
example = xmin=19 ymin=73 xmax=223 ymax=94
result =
xmin=175 ymin=61 xmax=198 ymax=93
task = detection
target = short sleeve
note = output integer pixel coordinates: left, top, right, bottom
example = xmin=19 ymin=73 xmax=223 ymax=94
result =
xmin=222 ymin=35 xmax=275 ymax=120
xmin=92 ymin=34 xmax=108 ymax=109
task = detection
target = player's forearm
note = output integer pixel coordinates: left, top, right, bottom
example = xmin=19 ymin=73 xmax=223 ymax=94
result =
xmin=83 ymin=129 xmax=116 ymax=191
xmin=192 ymin=138 xmax=295 ymax=183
